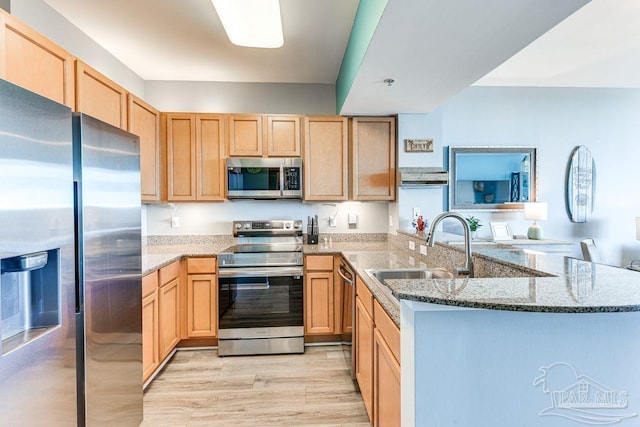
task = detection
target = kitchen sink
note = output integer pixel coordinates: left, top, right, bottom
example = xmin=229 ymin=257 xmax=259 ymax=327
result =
xmin=364 ymin=268 xmax=455 ymax=304
xmin=369 ymin=268 xmax=454 ymax=282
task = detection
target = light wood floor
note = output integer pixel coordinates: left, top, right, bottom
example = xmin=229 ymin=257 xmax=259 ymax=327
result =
xmin=141 ymin=344 xmax=371 ymax=426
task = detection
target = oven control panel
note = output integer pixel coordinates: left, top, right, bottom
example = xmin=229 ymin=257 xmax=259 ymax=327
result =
xmin=232 ymin=220 xmax=303 ymax=236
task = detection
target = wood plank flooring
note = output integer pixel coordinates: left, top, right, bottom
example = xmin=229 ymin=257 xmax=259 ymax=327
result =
xmin=141 ymin=345 xmax=371 ymax=426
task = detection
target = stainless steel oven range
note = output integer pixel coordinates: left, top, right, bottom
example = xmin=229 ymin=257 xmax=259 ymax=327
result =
xmin=217 ymin=220 xmax=304 ymax=356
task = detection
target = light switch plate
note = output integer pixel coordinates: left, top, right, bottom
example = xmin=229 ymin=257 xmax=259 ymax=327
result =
xmin=409 ymin=241 xmax=415 ymax=250
xmin=171 ymin=216 xmax=180 ymax=228
xmin=419 ymin=244 xmax=427 ymax=255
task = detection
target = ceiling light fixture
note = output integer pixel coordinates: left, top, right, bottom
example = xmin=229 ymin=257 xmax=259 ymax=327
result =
xmin=211 ymin=0 xmax=284 ymax=48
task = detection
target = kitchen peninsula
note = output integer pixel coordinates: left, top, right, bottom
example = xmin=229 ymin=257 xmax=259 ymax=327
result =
xmin=143 ymin=231 xmax=640 ymax=427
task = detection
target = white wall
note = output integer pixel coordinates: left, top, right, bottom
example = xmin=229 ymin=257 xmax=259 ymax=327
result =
xmin=10 ymin=0 xmax=145 ymax=98
xmin=396 ymin=86 xmax=640 ymax=267
xmin=145 ymin=81 xmax=336 ymax=115
xmin=145 ymin=201 xmax=389 ymax=236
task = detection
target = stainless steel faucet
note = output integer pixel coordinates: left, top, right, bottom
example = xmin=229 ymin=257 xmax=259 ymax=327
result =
xmin=426 ymin=212 xmax=474 ymax=277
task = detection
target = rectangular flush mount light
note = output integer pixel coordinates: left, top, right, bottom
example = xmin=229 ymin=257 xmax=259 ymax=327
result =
xmin=211 ymin=0 xmax=283 ymax=48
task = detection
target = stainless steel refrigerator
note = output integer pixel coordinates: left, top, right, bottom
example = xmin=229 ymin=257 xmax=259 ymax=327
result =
xmin=0 ymin=79 xmax=143 ymax=426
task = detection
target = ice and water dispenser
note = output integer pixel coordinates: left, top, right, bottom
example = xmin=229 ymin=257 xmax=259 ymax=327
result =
xmin=0 ymin=249 xmax=61 ymax=354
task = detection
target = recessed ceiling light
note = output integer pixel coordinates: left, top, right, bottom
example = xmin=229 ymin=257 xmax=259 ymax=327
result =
xmin=211 ymin=0 xmax=284 ymax=48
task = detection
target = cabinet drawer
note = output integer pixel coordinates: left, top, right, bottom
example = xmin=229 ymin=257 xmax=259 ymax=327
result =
xmin=306 ymin=255 xmax=334 ymax=271
xmin=187 ymin=257 xmax=217 ymax=274
xmin=356 ymin=276 xmax=374 ymax=318
xmin=374 ymin=299 xmax=400 ymax=363
xmin=159 ymin=260 xmax=180 ymax=286
xmin=142 ymin=271 xmax=158 ymax=298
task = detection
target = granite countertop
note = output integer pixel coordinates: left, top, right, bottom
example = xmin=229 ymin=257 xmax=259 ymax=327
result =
xmin=142 ymin=234 xmax=640 ymax=328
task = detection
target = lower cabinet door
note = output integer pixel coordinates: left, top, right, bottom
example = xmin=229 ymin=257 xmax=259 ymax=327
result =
xmin=186 ymin=274 xmax=218 ymax=338
xmin=158 ymin=277 xmax=180 ymax=359
xmin=142 ymin=291 xmax=159 ymax=382
xmin=374 ymin=328 xmax=401 ymax=427
xmin=355 ymin=296 xmax=374 ymax=421
xmin=304 ymin=271 xmax=335 ymax=335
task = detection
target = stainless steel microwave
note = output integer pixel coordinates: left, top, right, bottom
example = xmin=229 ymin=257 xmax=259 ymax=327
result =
xmin=226 ymin=157 xmax=303 ymax=199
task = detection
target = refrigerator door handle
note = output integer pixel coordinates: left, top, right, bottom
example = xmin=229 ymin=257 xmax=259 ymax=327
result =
xmin=73 ymin=180 xmax=82 ymax=314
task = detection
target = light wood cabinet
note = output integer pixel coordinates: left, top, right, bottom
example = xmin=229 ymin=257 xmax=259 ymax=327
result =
xmin=355 ymin=290 xmax=375 ymax=421
xmin=304 ymin=255 xmax=337 ymax=335
xmin=196 ymin=114 xmax=226 ymax=201
xmin=373 ymin=300 xmax=401 ymax=427
xmin=350 ymin=116 xmax=396 ymax=201
xmin=374 ymin=328 xmax=401 ymax=427
xmin=354 ymin=276 xmax=401 ymax=426
xmin=142 ymin=272 xmax=159 ymax=382
xmin=228 ymin=114 xmax=263 ymax=157
xmin=305 ymin=271 xmax=335 ymax=335
xmin=75 ymin=60 xmax=128 ymax=129
xmin=0 ymin=9 xmax=75 ymax=108
xmin=165 ymin=113 xmax=225 ymax=201
xmin=266 ymin=115 xmax=301 ymax=157
xmin=158 ymin=277 xmax=180 ymax=359
xmin=165 ymin=113 xmax=196 ymax=201
xmin=158 ymin=261 xmax=180 ymax=360
xmin=303 ymin=116 xmax=349 ymax=201
xmin=128 ymin=94 xmax=162 ymax=203
xmin=185 ymin=257 xmax=218 ymax=338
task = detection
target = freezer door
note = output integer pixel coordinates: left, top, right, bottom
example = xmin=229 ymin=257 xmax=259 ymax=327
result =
xmin=73 ymin=113 xmax=143 ymax=426
xmin=0 ymin=80 xmax=77 ymax=425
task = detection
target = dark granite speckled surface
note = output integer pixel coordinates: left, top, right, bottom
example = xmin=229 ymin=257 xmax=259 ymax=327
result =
xmin=143 ymin=232 xmax=640 ymax=328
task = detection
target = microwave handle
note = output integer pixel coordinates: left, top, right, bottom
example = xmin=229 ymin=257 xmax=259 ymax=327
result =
xmin=279 ymin=162 xmax=285 ymax=196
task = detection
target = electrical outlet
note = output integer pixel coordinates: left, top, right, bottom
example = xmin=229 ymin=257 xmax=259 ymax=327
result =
xmin=412 ymin=207 xmax=421 ymax=220
xmin=329 ymin=217 xmax=336 ymax=227
xmin=171 ymin=216 xmax=180 ymax=228
xmin=419 ymin=244 xmax=427 ymax=255
xmin=409 ymin=241 xmax=415 ymax=250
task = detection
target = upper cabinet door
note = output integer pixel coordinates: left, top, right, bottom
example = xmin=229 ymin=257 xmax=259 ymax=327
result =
xmin=350 ymin=117 xmax=396 ymax=201
xmin=165 ymin=113 xmax=197 ymax=201
xmin=228 ymin=114 xmax=264 ymax=157
xmin=196 ymin=114 xmax=225 ymax=201
xmin=266 ymin=115 xmax=301 ymax=157
xmin=75 ymin=60 xmax=128 ymax=129
xmin=303 ymin=116 xmax=349 ymax=201
xmin=128 ymin=95 xmax=162 ymax=203
xmin=0 ymin=10 xmax=75 ymax=108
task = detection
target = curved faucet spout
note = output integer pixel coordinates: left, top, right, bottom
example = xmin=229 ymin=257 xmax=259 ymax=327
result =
xmin=426 ymin=212 xmax=474 ymax=277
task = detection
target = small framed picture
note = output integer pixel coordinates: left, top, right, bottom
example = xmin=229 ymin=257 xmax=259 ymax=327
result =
xmin=490 ymin=222 xmax=512 ymax=241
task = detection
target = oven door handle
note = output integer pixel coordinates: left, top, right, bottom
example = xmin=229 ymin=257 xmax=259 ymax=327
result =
xmin=337 ymin=263 xmax=354 ymax=286
xmin=218 ymin=266 xmax=303 ymax=278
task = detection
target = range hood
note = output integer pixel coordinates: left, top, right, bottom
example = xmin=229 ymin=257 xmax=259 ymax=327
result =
xmin=398 ymin=167 xmax=449 ymax=188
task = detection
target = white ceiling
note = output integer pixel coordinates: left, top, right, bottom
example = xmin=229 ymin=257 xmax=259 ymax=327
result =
xmin=339 ymin=0 xmax=588 ymax=114
xmin=42 ymin=0 xmax=360 ymax=83
xmin=475 ymin=0 xmax=640 ymax=88
xmin=41 ymin=0 xmax=640 ymax=114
